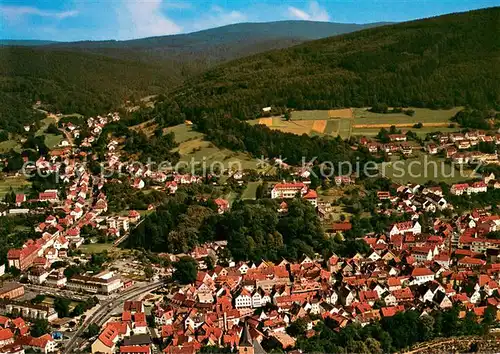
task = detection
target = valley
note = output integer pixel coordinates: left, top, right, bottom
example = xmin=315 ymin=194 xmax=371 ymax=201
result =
xmin=0 ymin=5 xmax=499 ymax=354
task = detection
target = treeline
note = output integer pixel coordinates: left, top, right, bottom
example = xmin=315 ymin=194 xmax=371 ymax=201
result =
xmin=127 ymin=193 xmax=369 ymax=261
xmin=293 ymin=306 xmax=497 ymax=353
xmin=188 ymin=111 xmax=373 ymax=168
xmin=452 ymin=109 xmax=499 ymax=130
xmin=171 ymin=8 xmax=500 ymax=117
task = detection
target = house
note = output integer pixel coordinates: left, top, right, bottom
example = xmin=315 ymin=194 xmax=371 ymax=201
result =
xmin=0 ymin=328 xmax=13 ymax=347
xmin=24 ymin=334 xmax=57 ymax=353
xmin=15 ymin=194 xmax=26 ymax=207
xmin=470 ymin=181 xmax=487 ymax=194
xmin=388 ymin=134 xmax=406 ymax=142
xmin=401 ymin=144 xmax=413 ymax=156
xmin=330 ymin=222 xmax=352 ymax=234
xmin=235 ymin=289 xmax=252 ymax=309
xmin=214 ymin=199 xmax=230 ymax=214
xmin=302 ymin=189 xmax=318 ymax=207
xmin=377 ymin=191 xmax=391 ymax=200
xmin=411 ymin=268 xmax=435 ymax=285
xmin=92 ymin=326 xmax=119 ymax=353
xmin=271 ymin=182 xmax=307 ymax=199
xmin=38 ymin=190 xmax=59 ymax=203
xmin=450 ymin=183 xmax=469 ymax=196
xmin=427 ymin=144 xmax=438 ymax=155
xmin=389 ymin=221 xmax=421 ymax=236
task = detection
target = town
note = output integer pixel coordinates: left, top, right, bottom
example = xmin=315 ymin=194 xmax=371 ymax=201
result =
xmin=0 ymin=104 xmax=498 ymax=354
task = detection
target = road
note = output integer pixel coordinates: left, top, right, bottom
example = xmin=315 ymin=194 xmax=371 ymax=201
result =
xmin=63 ymin=280 xmax=166 ymax=354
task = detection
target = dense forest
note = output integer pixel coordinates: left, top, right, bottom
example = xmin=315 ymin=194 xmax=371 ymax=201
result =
xmin=0 ymin=21 xmax=387 ymax=132
xmin=0 ymin=47 xmax=179 ymax=127
xmin=126 ymin=191 xmax=368 ymax=262
xmin=171 ymin=7 xmax=500 ymax=117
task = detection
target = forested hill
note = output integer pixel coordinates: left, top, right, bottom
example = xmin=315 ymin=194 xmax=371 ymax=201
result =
xmin=172 ymin=7 xmax=500 ymax=118
xmin=45 ymin=21 xmax=389 ymax=68
xmin=0 ymin=47 xmax=179 ymax=129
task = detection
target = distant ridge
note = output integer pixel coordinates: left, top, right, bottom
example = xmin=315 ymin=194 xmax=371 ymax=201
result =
xmin=0 ymin=40 xmax=58 ymax=46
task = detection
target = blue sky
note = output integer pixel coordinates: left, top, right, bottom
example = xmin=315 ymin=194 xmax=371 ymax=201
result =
xmin=0 ymin=0 xmax=498 ymax=41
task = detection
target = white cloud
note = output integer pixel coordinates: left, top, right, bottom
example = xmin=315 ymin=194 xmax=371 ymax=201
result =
xmin=0 ymin=5 xmax=78 ymax=22
xmin=117 ymin=0 xmax=182 ymax=39
xmin=191 ymin=5 xmax=247 ymax=31
xmin=288 ymin=1 xmax=330 ymax=22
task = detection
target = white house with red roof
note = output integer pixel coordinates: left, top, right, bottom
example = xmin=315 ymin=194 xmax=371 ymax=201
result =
xmin=38 ymin=190 xmax=58 ymax=203
xmin=235 ymin=288 xmax=252 ymax=309
xmin=302 ymin=189 xmax=318 ymax=207
xmin=128 ymin=210 xmax=141 ymax=223
xmin=271 ymin=182 xmax=307 ymax=199
xmin=15 ymin=194 xmax=26 ymax=207
xmin=450 ymin=183 xmax=469 ymax=196
xmin=214 ymin=199 xmax=230 ymax=214
xmin=411 ymin=268 xmax=435 ymax=285
xmin=389 ymin=221 xmax=421 ymax=236
xmin=165 ymin=181 xmax=178 ymax=194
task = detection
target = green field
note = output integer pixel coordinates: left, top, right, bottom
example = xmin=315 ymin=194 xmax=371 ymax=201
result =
xmin=79 ymin=243 xmax=115 ymax=254
xmin=289 ymin=110 xmax=329 ymax=120
xmin=168 ymin=123 xmax=264 ymax=172
xmin=324 ymin=120 xmax=340 ymax=135
xmin=0 ymin=139 xmax=20 ymax=153
xmin=242 ymin=181 xmax=262 ymax=200
xmin=35 ymin=118 xmax=64 ymax=148
xmin=165 ymin=123 xmax=204 ymax=143
xmin=380 ymin=153 xmax=475 ymax=184
xmin=249 ymin=107 xmax=462 ymax=140
xmin=353 ymin=107 xmax=462 ymax=125
xmin=249 ymin=113 xmax=352 ymax=139
xmin=0 ymin=176 xmax=31 ymax=197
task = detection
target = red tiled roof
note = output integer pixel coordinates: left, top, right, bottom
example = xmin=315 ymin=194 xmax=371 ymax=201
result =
xmin=0 ymin=328 xmax=13 ymax=341
xmin=332 ymin=222 xmax=352 ymax=231
xmin=120 ymin=345 xmax=150 ymax=353
xmin=411 ymin=267 xmax=434 ymax=277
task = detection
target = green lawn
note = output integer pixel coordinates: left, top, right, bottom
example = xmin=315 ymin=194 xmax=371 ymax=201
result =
xmin=79 ymin=243 xmax=115 ymax=254
xmin=166 ymin=124 xmax=204 ymax=144
xmin=241 ymin=181 xmax=262 ymax=200
xmin=0 ymin=139 xmax=20 ymax=153
xmin=324 ymin=120 xmax=340 ymax=135
xmin=290 ymin=110 xmax=329 ymax=120
xmin=0 ymin=176 xmax=31 ymax=197
xmin=353 ymin=107 xmax=462 ymax=125
xmin=380 ymin=153 xmax=474 ymax=184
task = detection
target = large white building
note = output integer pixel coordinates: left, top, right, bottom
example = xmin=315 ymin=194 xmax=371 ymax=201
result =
xmin=271 ymin=182 xmax=307 ymax=199
xmin=66 ymin=271 xmax=122 ymax=294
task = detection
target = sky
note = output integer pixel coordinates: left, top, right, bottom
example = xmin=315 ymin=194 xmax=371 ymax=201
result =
xmin=0 ymin=0 xmax=498 ymax=41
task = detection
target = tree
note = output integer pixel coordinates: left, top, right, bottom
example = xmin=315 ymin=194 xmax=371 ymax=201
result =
xmin=144 ymin=266 xmax=154 ymax=279
xmin=204 ymin=256 xmax=214 ymax=271
xmin=54 ymin=297 xmax=71 ymax=318
xmin=31 ymin=319 xmax=49 ymax=337
xmin=286 ymin=318 xmax=307 ymax=337
xmin=31 ymin=294 xmax=46 ymax=305
xmin=173 ymin=257 xmax=198 ymax=284
xmin=85 ymin=323 xmax=101 ymax=338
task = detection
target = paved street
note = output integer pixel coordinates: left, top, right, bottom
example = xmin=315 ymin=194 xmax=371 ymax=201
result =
xmin=63 ymin=280 xmax=166 ymax=353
